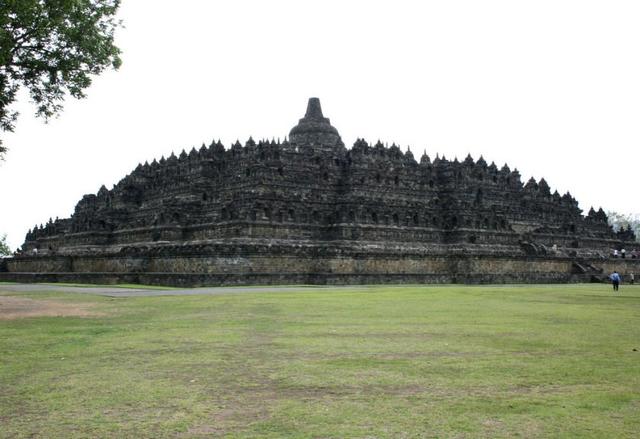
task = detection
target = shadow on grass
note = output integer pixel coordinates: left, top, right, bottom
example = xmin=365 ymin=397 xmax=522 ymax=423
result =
xmin=582 ymin=295 xmax=640 ymax=300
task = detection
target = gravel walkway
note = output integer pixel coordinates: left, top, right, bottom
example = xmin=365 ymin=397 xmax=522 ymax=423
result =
xmin=0 ymin=283 xmax=375 ymax=297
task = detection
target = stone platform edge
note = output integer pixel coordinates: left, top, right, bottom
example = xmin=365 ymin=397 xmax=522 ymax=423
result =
xmin=0 ymin=270 xmax=622 ymax=287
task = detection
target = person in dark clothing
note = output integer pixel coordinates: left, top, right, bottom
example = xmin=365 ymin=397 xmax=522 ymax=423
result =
xmin=610 ymin=271 xmax=621 ymax=291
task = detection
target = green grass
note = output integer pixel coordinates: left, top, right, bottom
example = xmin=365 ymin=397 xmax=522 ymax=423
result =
xmin=1 ymin=284 xmax=639 ymax=438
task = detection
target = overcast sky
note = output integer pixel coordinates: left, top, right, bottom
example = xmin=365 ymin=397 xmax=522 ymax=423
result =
xmin=1 ymin=0 xmax=639 ymax=250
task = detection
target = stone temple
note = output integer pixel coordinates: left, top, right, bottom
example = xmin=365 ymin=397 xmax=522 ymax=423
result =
xmin=1 ymin=98 xmax=638 ymax=285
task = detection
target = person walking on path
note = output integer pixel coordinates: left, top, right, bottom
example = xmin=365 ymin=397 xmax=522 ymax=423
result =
xmin=610 ymin=271 xmax=621 ymax=292
xmin=630 ymin=272 xmax=635 ymax=285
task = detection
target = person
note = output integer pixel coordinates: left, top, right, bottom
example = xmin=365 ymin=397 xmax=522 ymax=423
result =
xmin=613 ymin=249 xmax=619 ymax=258
xmin=610 ymin=271 xmax=621 ymax=292
xmin=630 ymin=273 xmax=635 ymax=285
xmin=621 ymin=248 xmax=626 ymax=259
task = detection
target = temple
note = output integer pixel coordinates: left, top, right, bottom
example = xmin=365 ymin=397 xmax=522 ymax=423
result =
xmin=1 ymin=98 xmax=637 ymax=285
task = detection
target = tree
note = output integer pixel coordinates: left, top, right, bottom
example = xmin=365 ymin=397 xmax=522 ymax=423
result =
xmin=0 ymin=233 xmax=10 ymax=256
xmin=607 ymin=211 xmax=640 ymax=242
xmin=0 ymin=0 xmax=122 ymax=159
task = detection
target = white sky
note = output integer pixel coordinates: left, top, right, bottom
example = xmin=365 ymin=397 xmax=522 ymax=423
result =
xmin=1 ymin=0 xmax=639 ymax=250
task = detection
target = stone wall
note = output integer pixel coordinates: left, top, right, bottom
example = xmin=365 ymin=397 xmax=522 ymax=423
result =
xmin=4 ymin=241 xmax=639 ymax=287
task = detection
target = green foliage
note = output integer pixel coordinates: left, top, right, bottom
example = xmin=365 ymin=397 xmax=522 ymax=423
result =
xmin=607 ymin=211 xmax=640 ymax=241
xmin=1 ymin=284 xmax=640 ymax=437
xmin=0 ymin=233 xmax=11 ymax=255
xmin=0 ymin=0 xmax=122 ymax=158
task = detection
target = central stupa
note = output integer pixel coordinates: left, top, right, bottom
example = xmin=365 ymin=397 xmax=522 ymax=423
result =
xmin=289 ymin=97 xmax=343 ymax=147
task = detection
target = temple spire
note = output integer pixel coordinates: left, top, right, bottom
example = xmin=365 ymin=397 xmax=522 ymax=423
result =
xmin=305 ymin=97 xmax=324 ymax=119
xmin=288 ymin=97 xmax=342 ymax=148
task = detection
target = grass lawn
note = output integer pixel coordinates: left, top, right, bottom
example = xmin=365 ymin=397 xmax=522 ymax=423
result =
xmin=1 ymin=284 xmax=639 ymax=438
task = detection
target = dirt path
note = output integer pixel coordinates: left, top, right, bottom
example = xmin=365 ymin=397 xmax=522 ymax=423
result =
xmin=0 ymin=295 xmax=101 ymax=319
xmin=0 ymin=283 xmax=375 ymax=297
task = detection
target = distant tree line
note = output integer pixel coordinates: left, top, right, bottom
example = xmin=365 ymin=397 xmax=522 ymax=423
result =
xmin=0 ymin=233 xmax=10 ymax=256
xmin=607 ymin=211 xmax=640 ymax=242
